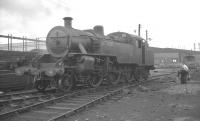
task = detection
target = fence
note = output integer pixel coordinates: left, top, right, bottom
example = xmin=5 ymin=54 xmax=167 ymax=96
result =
xmin=0 ymin=34 xmax=46 ymax=51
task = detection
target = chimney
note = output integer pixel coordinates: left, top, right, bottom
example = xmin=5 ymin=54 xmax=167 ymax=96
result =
xmin=93 ymin=25 xmax=104 ymax=36
xmin=63 ymin=17 xmax=73 ymax=28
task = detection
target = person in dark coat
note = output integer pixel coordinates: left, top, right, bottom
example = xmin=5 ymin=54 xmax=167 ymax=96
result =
xmin=178 ymin=64 xmax=189 ymax=84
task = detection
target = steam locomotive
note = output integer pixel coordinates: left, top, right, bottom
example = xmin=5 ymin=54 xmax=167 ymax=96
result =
xmin=183 ymin=55 xmax=200 ymax=70
xmin=15 ymin=17 xmax=154 ymax=92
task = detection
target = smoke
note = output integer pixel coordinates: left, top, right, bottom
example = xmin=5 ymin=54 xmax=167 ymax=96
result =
xmin=0 ymin=0 xmax=70 ymax=36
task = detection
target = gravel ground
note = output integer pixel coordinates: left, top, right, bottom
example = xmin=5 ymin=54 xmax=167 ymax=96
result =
xmin=66 ymin=70 xmax=200 ymax=121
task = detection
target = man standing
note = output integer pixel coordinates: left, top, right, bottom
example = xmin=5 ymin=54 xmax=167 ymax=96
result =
xmin=178 ymin=64 xmax=189 ymax=84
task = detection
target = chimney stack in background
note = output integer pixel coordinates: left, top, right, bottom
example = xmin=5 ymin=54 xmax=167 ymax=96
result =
xmin=63 ymin=17 xmax=73 ymax=28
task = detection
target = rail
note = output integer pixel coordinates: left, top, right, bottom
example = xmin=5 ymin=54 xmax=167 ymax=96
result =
xmin=0 ymin=73 xmax=174 ymax=120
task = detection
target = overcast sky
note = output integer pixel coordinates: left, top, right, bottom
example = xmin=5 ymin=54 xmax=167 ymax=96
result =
xmin=0 ymin=0 xmax=200 ymax=50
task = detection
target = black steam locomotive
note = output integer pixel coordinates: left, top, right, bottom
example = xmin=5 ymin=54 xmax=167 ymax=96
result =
xmin=15 ymin=17 xmax=154 ymax=92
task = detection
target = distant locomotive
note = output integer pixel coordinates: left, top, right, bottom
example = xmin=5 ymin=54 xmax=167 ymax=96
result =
xmin=183 ymin=55 xmax=200 ymax=70
xmin=15 ymin=17 xmax=154 ymax=92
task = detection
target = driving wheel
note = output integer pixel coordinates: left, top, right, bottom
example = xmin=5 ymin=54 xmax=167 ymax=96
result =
xmin=58 ymin=75 xmax=74 ymax=92
xmin=88 ymin=73 xmax=103 ymax=87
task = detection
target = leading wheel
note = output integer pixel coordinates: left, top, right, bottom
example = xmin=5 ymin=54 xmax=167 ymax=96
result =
xmin=58 ymin=75 xmax=74 ymax=92
xmin=34 ymin=79 xmax=48 ymax=92
xmin=88 ymin=73 xmax=103 ymax=87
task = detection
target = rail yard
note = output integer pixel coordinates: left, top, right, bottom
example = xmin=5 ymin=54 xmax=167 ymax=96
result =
xmin=67 ymin=70 xmax=200 ymax=121
xmin=0 ymin=13 xmax=200 ymax=121
xmin=0 ymin=69 xmax=175 ymax=121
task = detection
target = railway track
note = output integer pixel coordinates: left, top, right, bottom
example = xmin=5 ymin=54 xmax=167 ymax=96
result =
xmin=0 ymin=72 xmax=174 ymax=121
xmin=0 ymin=88 xmax=56 ymax=105
xmin=0 ymin=88 xmax=56 ymax=99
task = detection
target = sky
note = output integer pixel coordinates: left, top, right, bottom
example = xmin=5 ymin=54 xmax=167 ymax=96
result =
xmin=0 ymin=0 xmax=200 ymax=50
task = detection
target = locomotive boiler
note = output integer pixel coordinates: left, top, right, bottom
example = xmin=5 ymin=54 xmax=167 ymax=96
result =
xmin=15 ymin=17 xmax=154 ymax=92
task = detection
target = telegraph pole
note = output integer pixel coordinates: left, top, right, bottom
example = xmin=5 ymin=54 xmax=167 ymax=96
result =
xmin=145 ymin=30 xmax=148 ymax=41
xmin=145 ymin=30 xmax=149 ymax=47
xmin=138 ymin=24 xmax=141 ymax=36
xmin=138 ymin=24 xmax=145 ymax=64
